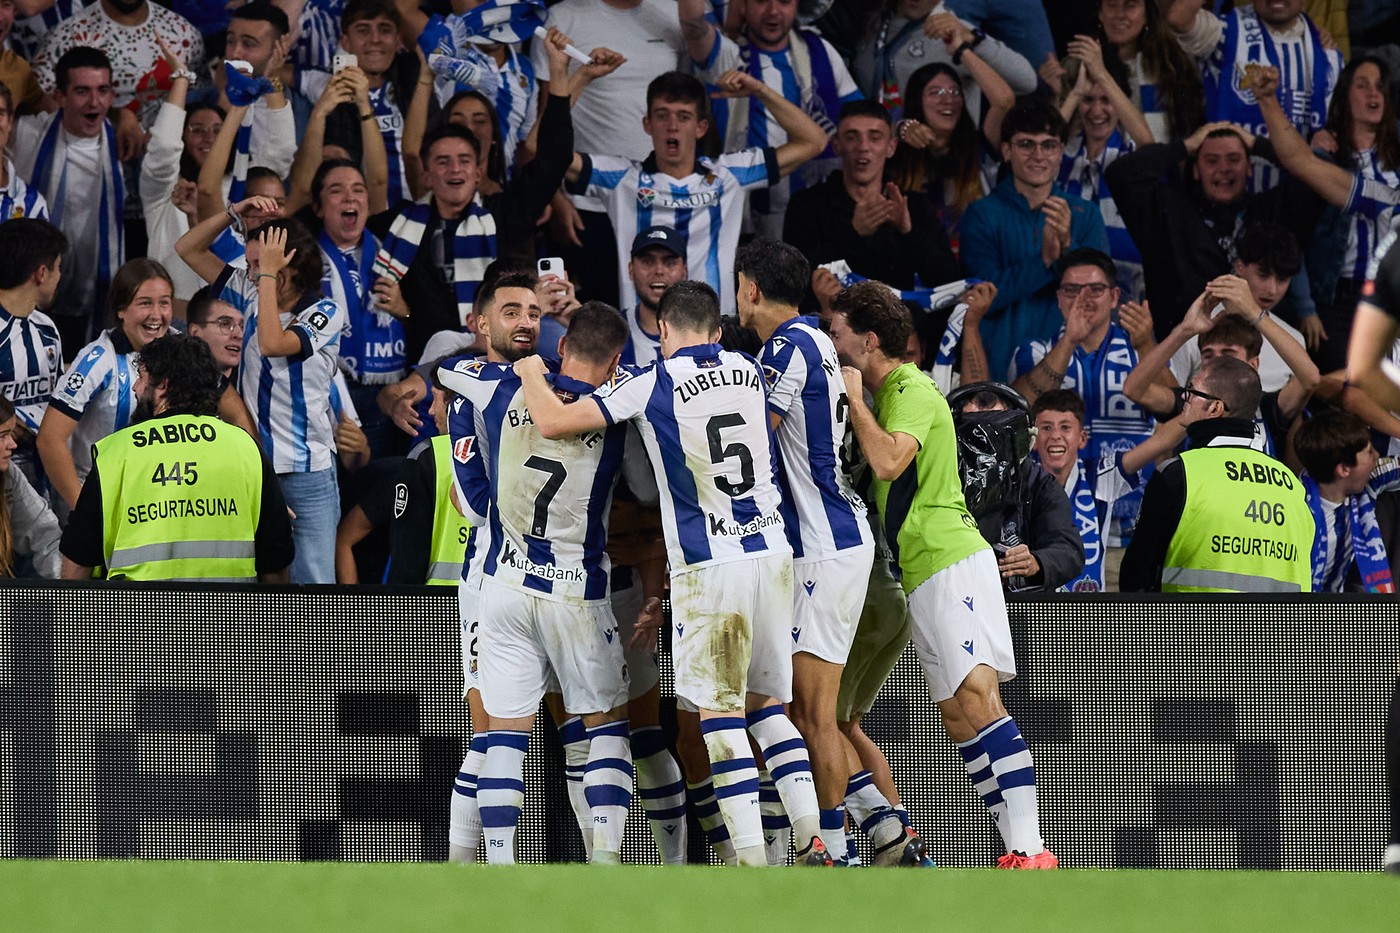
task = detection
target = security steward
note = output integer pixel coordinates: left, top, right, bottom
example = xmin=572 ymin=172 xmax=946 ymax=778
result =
xmin=60 ymin=334 xmax=294 ymax=582
xmin=387 ymin=375 xmax=477 ymax=586
xmin=1120 ymin=355 xmax=1313 ymax=593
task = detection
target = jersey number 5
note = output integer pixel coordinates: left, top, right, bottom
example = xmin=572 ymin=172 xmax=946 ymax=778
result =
xmin=706 ymin=414 xmax=756 ymax=498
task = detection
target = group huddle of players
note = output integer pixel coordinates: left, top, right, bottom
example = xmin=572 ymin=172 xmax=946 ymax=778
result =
xmin=434 ymin=238 xmax=1054 ymax=868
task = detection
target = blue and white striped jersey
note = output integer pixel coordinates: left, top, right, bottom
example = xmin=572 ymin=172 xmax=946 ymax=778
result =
xmin=697 ymin=29 xmax=859 ymax=238
xmin=439 ymin=358 xmax=625 ymax=603
xmin=593 ymin=344 xmax=790 ymax=571
xmin=216 ymin=266 xmax=346 ymax=474
xmin=1 ymin=158 xmax=49 ymax=223
xmin=434 ymin=45 xmax=537 ymax=176
xmin=0 ymin=305 xmax=62 ymax=433
xmin=1057 ymin=130 xmax=1143 ymax=300
xmin=442 ymin=389 xmax=491 ymax=587
xmin=48 ymin=328 xmax=138 ymax=486
xmin=292 ymin=0 xmax=344 ymax=73
xmin=1343 ymin=167 xmax=1400 ymax=283
xmin=569 ymin=150 xmax=778 ymax=316
xmin=760 ymin=316 xmax=871 ymax=561
xmin=299 ymin=70 xmax=409 ymax=205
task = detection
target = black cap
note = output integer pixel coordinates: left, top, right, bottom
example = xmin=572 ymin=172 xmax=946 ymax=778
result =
xmin=631 ymin=225 xmax=685 ymax=258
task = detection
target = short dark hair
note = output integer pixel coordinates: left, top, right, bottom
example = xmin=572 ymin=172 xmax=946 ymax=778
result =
xmin=1198 ymin=354 xmax=1262 ymax=418
xmin=646 ymin=72 xmax=709 ymax=123
xmin=0 ymin=219 xmax=68 ymax=290
xmin=564 ymin=302 xmax=629 ymax=365
xmin=475 ymin=270 xmax=539 ymax=316
xmin=1057 ymin=248 xmax=1117 ymax=287
xmin=247 ymin=217 xmax=323 ymax=294
xmin=1234 ymin=222 xmax=1302 ymax=279
xmin=1031 ymin=389 xmax=1086 ymax=425
xmin=1295 ymin=410 xmax=1372 ymax=480
xmin=1199 ymin=126 xmax=1249 ymax=154
xmin=1201 ymin=315 xmax=1264 ymax=359
xmin=230 ymin=0 xmax=291 ymax=36
xmin=185 ymin=285 xmax=218 ymax=325
xmin=419 ymin=122 xmax=481 ymax=167
xmin=830 ymin=280 xmax=912 ymax=358
xmin=837 ymin=98 xmax=891 ymax=127
xmin=245 ymin=165 xmax=284 ymax=191
xmin=310 ymin=158 xmax=364 ymax=210
xmin=138 ymin=333 xmax=224 ymax=418
xmin=734 ymin=238 xmax=810 ymax=308
xmin=1001 ymin=99 xmax=1067 ymax=143
xmin=107 ymin=259 xmax=174 ymax=327
xmin=342 ymin=0 xmax=401 ymax=31
xmin=55 ymin=46 xmax=112 ymax=93
xmin=658 ymin=280 xmax=721 ymax=335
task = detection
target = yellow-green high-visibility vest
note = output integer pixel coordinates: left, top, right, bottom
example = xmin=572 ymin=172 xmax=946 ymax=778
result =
xmin=1162 ymin=445 xmax=1314 ymax=593
xmin=426 ymin=434 xmax=475 ymax=585
xmin=94 ymin=414 xmax=264 ymax=581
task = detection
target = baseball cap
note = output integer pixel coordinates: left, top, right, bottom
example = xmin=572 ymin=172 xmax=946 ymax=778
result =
xmin=631 ymin=226 xmax=685 ymax=258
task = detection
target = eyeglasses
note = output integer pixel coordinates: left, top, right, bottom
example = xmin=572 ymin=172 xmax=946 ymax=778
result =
xmin=1011 ymin=138 xmax=1064 ymax=155
xmin=1057 ymin=282 xmax=1112 ymax=299
xmin=195 ymin=315 xmax=244 ymax=335
xmin=926 ymin=87 xmax=963 ymax=98
xmin=185 ymin=125 xmax=222 ymax=138
xmin=1182 ymin=383 xmax=1222 ymax=404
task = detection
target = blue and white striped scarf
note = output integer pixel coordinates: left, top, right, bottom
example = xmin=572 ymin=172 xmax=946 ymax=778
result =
xmin=1 ymin=157 xmax=48 ymax=221
xmin=372 ymin=195 xmax=496 ymax=328
xmin=31 ymin=113 xmax=124 ymax=299
xmin=321 ymin=229 xmax=405 ymax=384
xmin=1303 ymin=473 xmax=1395 ymax=593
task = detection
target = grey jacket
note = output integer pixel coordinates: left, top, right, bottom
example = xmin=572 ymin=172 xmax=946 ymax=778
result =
xmin=7 ymin=467 xmax=61 ymax=578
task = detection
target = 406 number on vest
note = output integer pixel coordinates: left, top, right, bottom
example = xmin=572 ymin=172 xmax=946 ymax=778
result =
xmin=150 ymin=461 xmax=199 ymax=487
xmin=1243 ymin=499 xmax=1286 ymax=526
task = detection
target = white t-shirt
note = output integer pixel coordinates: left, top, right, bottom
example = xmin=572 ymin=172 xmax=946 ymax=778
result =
xmin=1169 ymin=314 xmax=1309 ymax=394
xmin=531 ymin=0 xmax=691 ymax=210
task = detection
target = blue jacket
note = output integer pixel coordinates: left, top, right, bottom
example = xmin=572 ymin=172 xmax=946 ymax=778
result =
xmin=960 ymin=175 xmax=1107 ymax=378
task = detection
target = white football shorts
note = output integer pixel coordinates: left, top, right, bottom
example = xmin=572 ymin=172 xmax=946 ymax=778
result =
xmin=906 ymin=549 xmax=1016 ymax=701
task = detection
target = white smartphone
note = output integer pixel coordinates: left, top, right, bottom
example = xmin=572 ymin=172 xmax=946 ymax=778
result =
xmin=333 ymin=51 xmax=358 ymax=74
xmin=537 ymin=257 xmax=565 ymax=278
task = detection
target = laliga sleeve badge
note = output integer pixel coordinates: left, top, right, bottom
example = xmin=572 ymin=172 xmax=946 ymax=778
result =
xmin=393 ymin=483 xmax=408 ymax=518
xmin=453 ymin=435 xmax=476 ymax=463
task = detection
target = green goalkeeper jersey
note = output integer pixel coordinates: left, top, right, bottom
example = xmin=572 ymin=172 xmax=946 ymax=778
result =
xmin=872 ymin=363 xmax=989 ymax=593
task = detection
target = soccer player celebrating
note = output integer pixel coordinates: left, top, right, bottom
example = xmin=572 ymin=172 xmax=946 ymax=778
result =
xmin=735 ymin=238 xmax=927 ymax=865
xmin=517 ymin=280 xmax=823 ymax=867
xmin=439 ymin=274 xmax=635 ymax=865
xmin=830 ymin=280 xmax=1057 ymax=869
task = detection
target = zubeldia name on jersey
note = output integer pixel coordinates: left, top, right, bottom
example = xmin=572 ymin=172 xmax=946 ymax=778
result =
xmin=674 ymin=365 xmax=764 ymax=403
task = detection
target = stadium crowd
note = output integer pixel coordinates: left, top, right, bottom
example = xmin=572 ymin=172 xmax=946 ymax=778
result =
xmin=0 ymin=0 xmax=1396 ymax=869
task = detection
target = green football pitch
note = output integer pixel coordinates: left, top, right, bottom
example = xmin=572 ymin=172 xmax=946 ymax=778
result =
xmin=3 ymin=861 xmax=1395 ymax=932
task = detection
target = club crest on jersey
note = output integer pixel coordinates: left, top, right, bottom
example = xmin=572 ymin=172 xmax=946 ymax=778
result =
xmin=597 ymin=367 xmax=635 ymax=396
xmin=9 ymin=205 xmax=23 ymax=219
xmin=637 ymin=187 xmax=656 ymax=208
xmin=453 ymin=435 xmax=476 ymax=463
xmin=393 ymin=483 xmax=408 ymax=518
xmin=452 ymin=358 xmax=487 ymax=377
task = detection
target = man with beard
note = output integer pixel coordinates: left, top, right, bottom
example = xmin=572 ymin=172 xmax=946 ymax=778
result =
xmin=58 ymin=332 xmax=292 ymax=582
xmin=368 ymin=28 xmax=578 ymax=365
xmin=438 ymin=276 xmax=635 ymax=864
xmin=621 ymin=226 xmax=686 ymax=367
